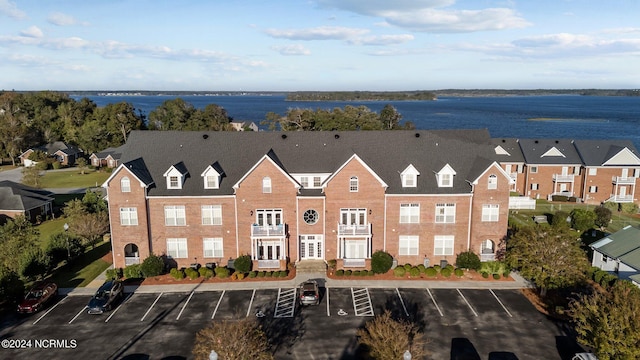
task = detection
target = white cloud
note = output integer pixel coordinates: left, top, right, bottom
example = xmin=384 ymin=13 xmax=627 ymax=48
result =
xmin=348 ymin=34 xmax=414 ymax=46
xmin=0 ymin=0 xmax=26 ymax=19
xmin=315 ymin=0 xmax=455 ymax=15
xmin=271 ymin=44 xmax=311 ymax=56
xmin=20 ymin=25 xmax=43 ymax=38
xmin=264 ymin=26 xmax=369 ymax=40
xmin=47 ymin=12 xmax=80 ymax=26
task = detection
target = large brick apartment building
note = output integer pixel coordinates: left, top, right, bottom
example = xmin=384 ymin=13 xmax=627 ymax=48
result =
xmin=104 ymin=130 xmax=512 ymax=270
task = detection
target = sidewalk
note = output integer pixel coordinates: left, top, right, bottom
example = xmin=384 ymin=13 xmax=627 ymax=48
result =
xmin=60 ymin=270 xmax=532 ymax=296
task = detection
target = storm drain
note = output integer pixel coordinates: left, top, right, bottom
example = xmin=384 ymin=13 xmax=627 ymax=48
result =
xmin=351 ymin=288 xmax=374 ymax=316
xmin=274 ymin=288 xmax=297 ymax=318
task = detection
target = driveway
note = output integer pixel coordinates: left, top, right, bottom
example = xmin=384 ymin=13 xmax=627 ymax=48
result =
xmin=0 ymin=167 xmax=24 ymax=183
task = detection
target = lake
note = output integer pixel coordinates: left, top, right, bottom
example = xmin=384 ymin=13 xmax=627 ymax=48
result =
xmin=71 ymin=94 xmax=640 ymax=148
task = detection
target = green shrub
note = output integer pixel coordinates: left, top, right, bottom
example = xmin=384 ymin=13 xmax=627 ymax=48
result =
xmin=600 ymin=273 xmax=618 ymax=287
xmin=621 ymin=202 xmax=639 ymax=214
xmin=353 ymin=270 xmax=361 ymax=276
xmin=18 ymin=248 xmax=51 ymax=280
xmin=141 ymin=254 xmax=165 ymax=277
xmin=433 ymin=265 xmax=441 ymax=273
xmin=454 ymin=268 xmax=464 ymax=277
xmin=503 ymin=270 xmax=510 ymax=278
xmin=123 ymin=263 xmax=143 ymax=279
xmin=480 ymin=261 xmax=508 ymax=276
xmin=603 ymin=201 xmax=619 ymax=212
xmin=371 ymin=250 xmax=393 ymax=274
xmin=455 ymin=251 xmax=482 ymax=270
xmin=257 ymin=271 xmax=265 ymax=278
xmin=248 ymin=271 xmax=257 ymax=278
xmin=445 ymin=264 xmax=454 ymax=272
xmin=425 ymin=267 xmax=438 ymax=277
xmin=570 ymin=208 xmax=597 ymax=232
xmin=368 ymin=270 xmax=375 ymax=276
xmin=185 ymin=267 xmax=199 ymax=280
xmin=265 ymin=271 xmax=272 ymax=277
xmin=417 ymin=264 xmax=426 ymax=273
xmin=345 ymin=270 xmax=352 ymax=276
xmin=393 ymin=267 xmax=406 ymax=277
xmin=336 ymin=269 xmax=344 ymax=276
xmin=441 ymin=267 xmax=452 ymax=277
xmin=492 ymin=273 xmax=501 ymax=280
xmin=236 ymin=273 xmax=245 ymax=280
xmin=327 ymin=259 xmax=337 ymax=270
xmin=234 ymin=255 xmax=252 ymax=273
xmin=551 ymin=210 xmax=571 ymax=229
xmin=593 ymin=270 xmax=607 ymax=284
xmin=482 ymin=272 xmax=490 ymax=278
xmin=214 ymin=266 xmax=230 ymax=278
xmin=594 ymin=206 xmax=612 ymax=228
xmin=199 ymin=267 xmax=214 ymax=279
xmin=170 ymin=268 xmax=185 ymax=280
xmin=409 ymin=267 xmax=420 ymax=277
xmin=105 ymin=268 xmax=123 ymax=280
xmin=404 ymin=263 xmax=412 ymax=271
xmin=587 ymin=266 xmax=600 ymax=280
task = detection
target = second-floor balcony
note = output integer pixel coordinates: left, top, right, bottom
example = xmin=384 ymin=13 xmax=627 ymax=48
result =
xmin=611 ymin=194 xmax=634 ymax=203
xmin=553 ymin=174 xmax=575 ymax=182
xmin=337 ymin=223 xmax=372 ymax=236
xmin=612 ymin=176 xmax=636 ymax=185
xmin=251 ymin=224 xmax=286 ymax=237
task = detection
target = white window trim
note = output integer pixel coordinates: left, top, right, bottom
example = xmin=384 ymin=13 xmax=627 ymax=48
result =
xmin=166 ymin=238 xmax=188 ymax=258
xmin=350 ymin=176 xmax=359 ymax=192
xmin=164 ymin=167 xmax=185 ymax=190
xmin=589 ymin=185 xmax=598 ymax=193
xmin=399 ymin=235 xmax=419 ymax=256
xmin=399 ymin=203 xmax=420 ymax=224
xmin=482 ymin=204 xmax=500 ymax=222
xmin=434 ymin=235 xmax=454 ymax=256
xmin=435 ymin=203 xmax=456 ymax=223
xmin=203 ymin=237 xmax=224 ymax=258
xmin=165 ymin=205 xmax=186 ymax=226
xmin=488 ymin=174 xmax=497 ymax=190
xmin=401 ymin=164 xmax=420 ymax=188
xmin=121 ymin=177 xmax=131 ymax=193
xmin=262 ymin=177 xmax=272 ymax=193
xmin=201 ymin=166 xmax=221 ymax=189
xmin=436 ymin=164 xmax=456 ymax=188
xmin=202 ymin=205 xmax=222 ymax=225
xmin=120 ymin=207 xmax=138 ymax=226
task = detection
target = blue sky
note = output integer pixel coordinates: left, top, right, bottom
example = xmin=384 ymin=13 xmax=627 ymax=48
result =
xmin=1 ymin=0 xmax=639 ymax=91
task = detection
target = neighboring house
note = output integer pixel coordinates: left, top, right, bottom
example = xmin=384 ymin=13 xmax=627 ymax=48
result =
xmin=230 ymin=121 xmax=259 ymax=132
xmin=103 ymin=130 xmax=512 ymax=269
xmin=573 ymin=140 xmax=640 ymax=205
xmin=591 ymin=225 xmax=640 ymax=287
xmin=0 ymin=180 xmax=54 ymax=224
xmin=492 ymin=138 xmax=526 ymax=194
xmin=19 ymin=141 xmax=83 ymax=167
xmin=90 ymin=145 xmax=126 ymax=168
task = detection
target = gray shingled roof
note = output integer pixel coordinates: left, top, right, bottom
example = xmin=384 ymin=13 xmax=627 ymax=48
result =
xmin=491 ymin=138 xmax=525 ymax=163
xmin=119 ymin=130 xmax=500 ymax=197
xmin=0 ymin=180 xmax=54 ymax=211
xmin=573 ymin=139 xmax=640 ymax=166
xmin=518 ymin=139 xmax=583 ymax=165
xmin=93 ymin=145 xmax=126 ymax=160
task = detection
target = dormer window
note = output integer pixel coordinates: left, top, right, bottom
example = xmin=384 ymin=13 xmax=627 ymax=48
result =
xmin=488 ymin=174 xmax=497 ymax=189
xmin=201 ymin=165 xmax=222 ymax=189
xmin=121 ymin=177 xmax=130 ymax=192
xmin=401 ymin=164 xmax=420 ymax=188
xmin=437 ymin=164 xmax=456 ymax=188
xmin=163 ymin=163 xmax=188 ymax=190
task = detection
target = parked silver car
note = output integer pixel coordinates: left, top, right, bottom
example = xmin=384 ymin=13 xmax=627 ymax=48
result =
xmin=299 ymin=280 xmax=320 ymax=306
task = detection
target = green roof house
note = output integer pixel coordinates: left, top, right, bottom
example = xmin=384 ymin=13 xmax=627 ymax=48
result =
xmin=590 ymin=225 xmax=640 ymax=287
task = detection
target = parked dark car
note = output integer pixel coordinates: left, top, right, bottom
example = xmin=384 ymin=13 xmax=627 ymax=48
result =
xmin=17 ymin=282 xmax=58 ymax=313
xmin=299 ymin=280 xmax=320 ymax=306
xmin=87 ymin=280 xmax=123 ymax=314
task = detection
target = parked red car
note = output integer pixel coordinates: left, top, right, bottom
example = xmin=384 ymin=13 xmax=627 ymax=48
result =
xmin=17 ymin=282 xmax=58 ymax=313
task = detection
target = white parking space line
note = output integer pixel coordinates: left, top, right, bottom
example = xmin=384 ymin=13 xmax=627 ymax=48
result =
xmin=426 ymin=288 xmax=443 ymax=317
xmin=490 ymin=289 xmax=513 ymax=318
xmin=211 ymin=290 xmax=225 ymax=319
xmin=176 ymin=291 xmax=195 ymax=320
xmin=395 ymin=288 xmax=409 ymax=317
xmin=457 ymin=289 xmax=478 ymax=317
xmin=33 ymin=297 xmax=66 ymax=325
xmin=141 ymin=292 xmax=163 ymax=322
xmin=246 ymin=289 xmax=257 ymax=317
xmin=326 ymin=288 xmax=330 ymax=317
xmin=68 ymin=306 xmax=87 ymax=324
xmin=105 ymin=293 xmax=133 ymax=323
xmin=274 ymin=288 xmax=296 ymax=318
xmin=351 ymin=288 xmax=374 ymax=316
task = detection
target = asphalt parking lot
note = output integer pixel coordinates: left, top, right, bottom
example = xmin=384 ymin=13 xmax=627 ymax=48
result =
xmin=0 ymin=285 xmax=583 ymax=360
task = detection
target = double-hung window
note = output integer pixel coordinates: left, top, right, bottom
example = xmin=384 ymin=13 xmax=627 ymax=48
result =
xmin=482 ymin=204 xmax=499 ymax=222
xmin=399 ymin=235 xmax=419 ymax=256
xmin=120 ymin=207 xmax=138 ymax=226
xmin=166 ymin=238 xmax=188 ymax=258
xmin=399 ymin=203 xmax=420 ymax=223
xmin=165 ymin=205 xmax=186 ymax=226
xmin=435 ymin=203 xmax=455 ymax=223
xmin=203 ymin=238 xmax=223 ymax=258
xmin=202 ymin=205 xmax=222 ymax=225
xmin=121 ymin=177 xmax=131 ymax=192
xmin=434 ymin=235 xmax=454 ymax=256
xmin=350 ymin=176 xmax=358 ymax=192
xmin=488 ymin=174 xmax=497 ymax=189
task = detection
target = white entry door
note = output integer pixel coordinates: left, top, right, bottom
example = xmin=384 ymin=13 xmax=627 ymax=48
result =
xmin=300 ymin=235 xmax=323 ymax=260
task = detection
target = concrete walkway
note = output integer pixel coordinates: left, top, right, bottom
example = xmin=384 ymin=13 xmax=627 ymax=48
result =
xmin=61 ymin=270 xmax=532 ymax=296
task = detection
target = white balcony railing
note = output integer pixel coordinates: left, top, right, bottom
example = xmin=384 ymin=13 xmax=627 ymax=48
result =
xmin=337 ymin=223 xmax=372 ymax=236
xmin=258 ymin=259 xmax=280 ymax=269
xmin=612 ymin=176 xmax=636 ymax=185
xmin=553 ymin=174 xmax=575 ymax=182
xmin=124 ymin=256 xmax=140 ymax=266
xmin=343 ymin=259 xmax=366 ymax=267
xmin=613 ymin=195 xmax=634 ymax=203
xmin=251 ymin=224 xmax=285 ymax=237
xmin=480 ymin=253 xmax=496 ymax=262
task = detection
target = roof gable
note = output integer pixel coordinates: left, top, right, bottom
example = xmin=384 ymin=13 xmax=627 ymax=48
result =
xmin=603 ymin=147 xmax=640 ymax=166
xmin=323 ymin=153 xmax=388 ymax=189
xmin=233 ymin=152 xmax=299 ymax=190
xmin=103 ymin=160 xmax=153 ymax=189
xmin=471 ymin=161 xmax=514 ymax=185
xmin=541 ymin=146 xmax=565 ymax=158
xmin=494 ymin=145 xmax=511 ymax=156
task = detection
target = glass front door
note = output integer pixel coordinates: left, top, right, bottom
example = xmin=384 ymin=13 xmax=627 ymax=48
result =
xmin=300 ymin=235 xmax=323 ymax=260
xmin=257 ymin=240 xmax=281 ymax=260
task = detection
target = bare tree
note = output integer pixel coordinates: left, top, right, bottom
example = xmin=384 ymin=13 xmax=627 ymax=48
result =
xmin=357 ymin=310 xmax=430 ymax=360
xmin=192 ymin=318 xmax=273 ymax=360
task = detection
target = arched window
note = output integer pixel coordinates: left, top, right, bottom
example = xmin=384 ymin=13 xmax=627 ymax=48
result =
xmin=262 ymin=177 xmax=271 ymax=193
xmin=349 ymin=176 xmax=358 ymax=192
xmin=121 ymin=177 xmax=131 ymax=192
xmin=488 ymin=174 xmax=497 ymax=189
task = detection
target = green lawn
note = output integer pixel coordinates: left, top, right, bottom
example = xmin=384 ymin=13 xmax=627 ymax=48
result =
xmin=36 ymin=217 xmax=68 ymax=246
xmin=46 ymin=241 xmax=112 ymax=288
xmin=39 ymin=168 xmax=110 ymax=188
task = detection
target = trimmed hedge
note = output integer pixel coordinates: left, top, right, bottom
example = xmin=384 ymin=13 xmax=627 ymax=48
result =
xmin=441 ymin=267 xmax=452 ymax=277
xmin=214 ymin=267 xmax=230 ymax=278
xmin=371 ymin=250 xmax=393 ymax=274
xmin=425 ymin=267 xmax=438 ymax=277
xmin=124 ymin=264 xmax=143 ymax=279
xmin=393 ymin=267 xmax=406 ymax=277
xmin=409 ymin=267 xmax=420 ymax=277
xmin=455 ymin=251 xmax=481 ymax=270
xmin=454 ymin=268 xmax=464 ymax=277
xmin=170 ymin=268 xmax=185 ymax=280
xmin=141 ymin=254 xmax=164 ymax=277
xmin=199 ymin=267 xmax=214 ymax=279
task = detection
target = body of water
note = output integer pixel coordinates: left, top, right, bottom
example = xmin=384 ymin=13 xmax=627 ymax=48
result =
xmin=72 ymin=94 xmax=640 ymax=148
